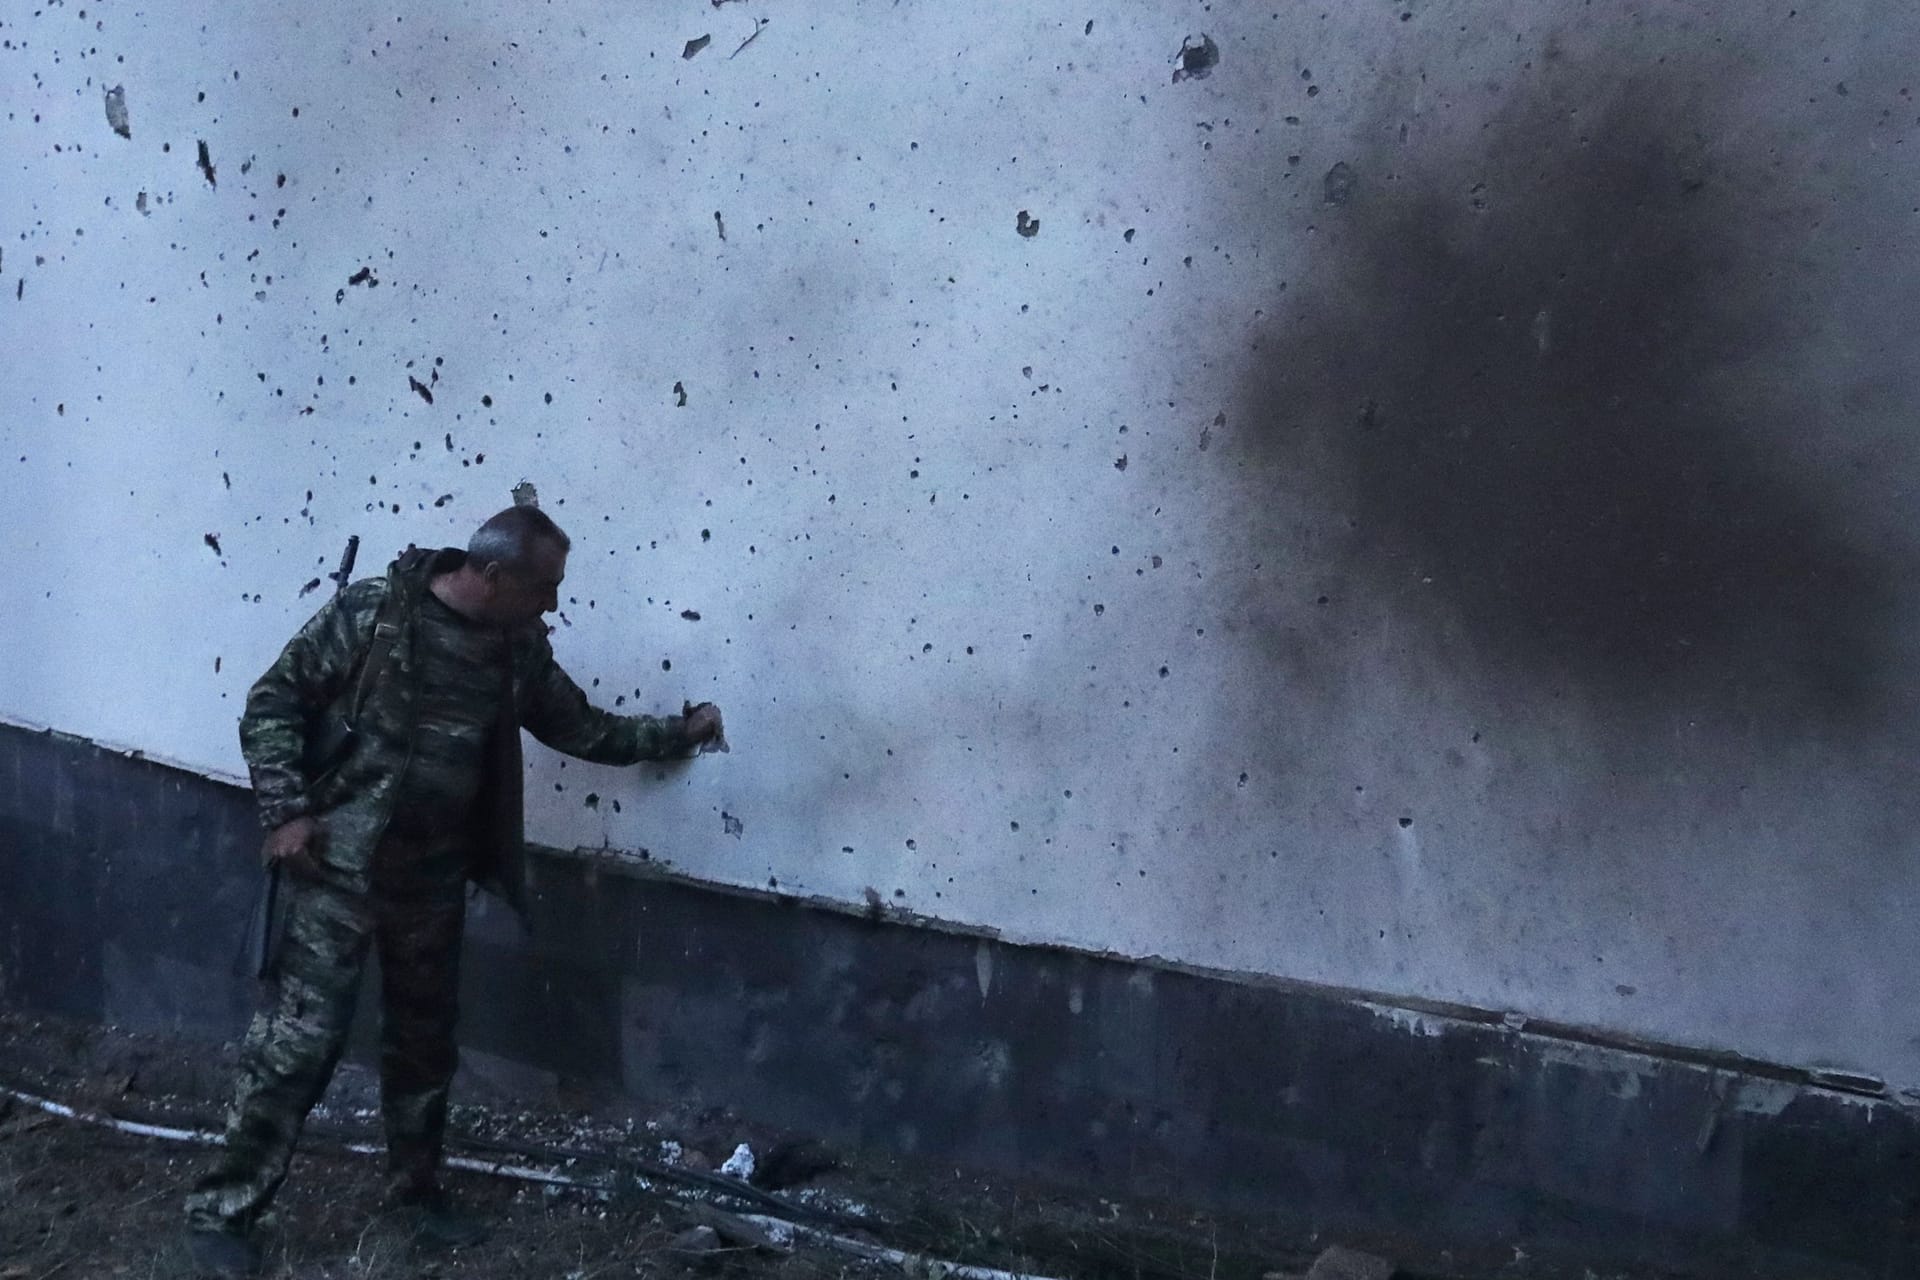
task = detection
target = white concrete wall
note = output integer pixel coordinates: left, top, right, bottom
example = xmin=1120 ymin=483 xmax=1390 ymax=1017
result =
xmin=6 ymin=2 xmax=1920 ymax=1087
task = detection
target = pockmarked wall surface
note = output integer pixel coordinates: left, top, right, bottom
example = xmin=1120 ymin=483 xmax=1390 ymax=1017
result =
xmin=5 ymin=3 xmax=1919 ymax=1086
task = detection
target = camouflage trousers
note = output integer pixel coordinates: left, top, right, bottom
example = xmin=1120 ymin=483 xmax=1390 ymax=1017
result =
xmin=184 ymin=832 xmax=468 ymax=1234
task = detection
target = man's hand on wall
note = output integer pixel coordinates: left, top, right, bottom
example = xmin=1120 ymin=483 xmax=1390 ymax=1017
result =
xmin=683 ymin=702 xmax=727 ymax=753
xmin=262 ymin=815 xmax=325 ymax=880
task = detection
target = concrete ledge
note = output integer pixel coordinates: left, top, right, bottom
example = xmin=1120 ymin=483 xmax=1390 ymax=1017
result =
xmin=2 ymin=720 xmax=1915 ymax=1278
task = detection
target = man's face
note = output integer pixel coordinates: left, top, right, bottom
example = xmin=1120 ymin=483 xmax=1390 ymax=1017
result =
xmin=484 ymin=539 xmax=566 ymax=626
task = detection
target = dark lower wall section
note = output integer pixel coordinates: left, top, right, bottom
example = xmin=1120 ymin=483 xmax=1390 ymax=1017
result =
xmin=2 ymin=721 xmax=1915 ymax=1279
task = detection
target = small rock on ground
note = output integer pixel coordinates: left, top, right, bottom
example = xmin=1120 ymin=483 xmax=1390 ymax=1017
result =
xmin=1305 ymin=1243 xmax=1397 ymax=1280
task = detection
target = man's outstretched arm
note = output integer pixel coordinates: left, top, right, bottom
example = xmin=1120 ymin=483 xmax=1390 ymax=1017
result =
xmin=517 ymin=630 xmax=718 ymax=764
xmin=239 ymin=580 xmax=384 ymax=829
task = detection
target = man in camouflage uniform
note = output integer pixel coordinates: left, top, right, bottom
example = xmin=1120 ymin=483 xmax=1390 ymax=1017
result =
xmin=183 ymin=505 xmax=723 ymax=1274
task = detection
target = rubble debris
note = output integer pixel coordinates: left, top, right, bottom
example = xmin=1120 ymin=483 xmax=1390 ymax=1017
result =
xmin=683 ymin=34 xmax=712 ymax=59
xmin=511 ymin=480 xmax=540 ymax=508
xmin=1016 ymin=210 xmax=1041 ymax=238
xmin=719 ymin=1142 xmax=756 ymax=1180
xmin=1304 ymin=1244 xmax=1397 ymax=1280
xmin=196 ymin=139 xmax=216 ymax=187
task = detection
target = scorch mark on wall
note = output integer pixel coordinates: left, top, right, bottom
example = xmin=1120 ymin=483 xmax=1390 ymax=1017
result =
xmin=1222 ymin=54 xmax=1897 ymax=738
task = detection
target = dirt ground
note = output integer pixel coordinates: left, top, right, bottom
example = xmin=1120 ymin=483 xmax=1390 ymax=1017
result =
xmin=0 ymin=1010 xmax=1334 ymax=1280
xmin=2 ymin=1007 xmax=1748 ymax=1280
xmin=0 ymin=1111 xmax=756 ymax=1280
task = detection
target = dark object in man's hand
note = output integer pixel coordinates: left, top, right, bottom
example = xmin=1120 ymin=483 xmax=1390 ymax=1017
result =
xmin=262 ymin=815 xmax=325 ymax=880
xmin=681 ymin=701 xmax=728 ymax=754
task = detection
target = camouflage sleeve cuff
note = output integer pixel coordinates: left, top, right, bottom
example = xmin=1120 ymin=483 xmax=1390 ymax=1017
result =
xmin=256 ymin=795 xmax=311 ymax=831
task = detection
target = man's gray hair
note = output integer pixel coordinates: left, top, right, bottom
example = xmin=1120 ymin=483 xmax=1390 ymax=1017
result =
xmin=468 ymin=505 xmax=570 ymax=572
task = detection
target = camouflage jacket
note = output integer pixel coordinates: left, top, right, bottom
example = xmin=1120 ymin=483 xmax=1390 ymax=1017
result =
xmin=239 ymin=547 xmax=693 ymax=916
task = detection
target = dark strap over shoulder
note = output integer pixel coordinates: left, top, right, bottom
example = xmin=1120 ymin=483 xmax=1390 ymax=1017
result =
xmin=347 ymin=617 xmax=402 ymax=723
xmin=345 ymin=549 xmax=431 ymax=725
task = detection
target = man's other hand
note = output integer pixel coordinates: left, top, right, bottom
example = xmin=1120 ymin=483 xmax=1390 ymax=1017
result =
xmin=262 ymin=815 xmax=324 ymax=879
xmin=683 ymin=702 xmax=726 ymax=750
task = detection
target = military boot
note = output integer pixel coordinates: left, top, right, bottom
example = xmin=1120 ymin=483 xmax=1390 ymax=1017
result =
xmin=184 ymin=1226 xmax=263 ymax=1277
xmin=386 ymin=1186 xmax=490 ymax=1251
